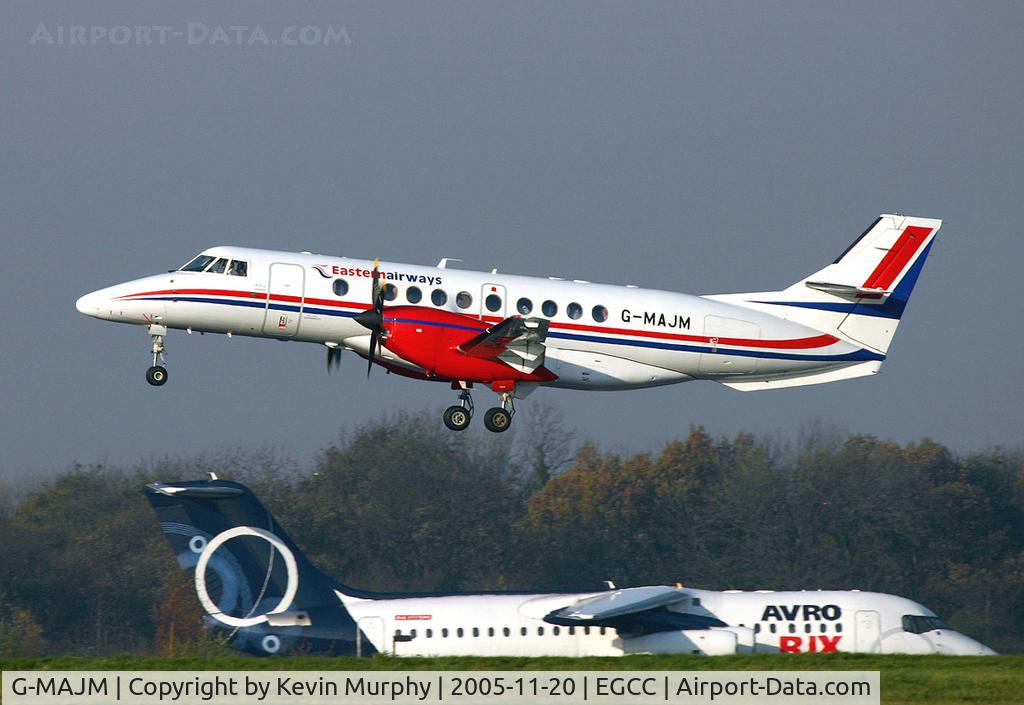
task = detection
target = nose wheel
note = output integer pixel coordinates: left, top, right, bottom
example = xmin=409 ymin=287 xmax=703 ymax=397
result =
xmin=146 ymin=325 xmax=169 ymax=387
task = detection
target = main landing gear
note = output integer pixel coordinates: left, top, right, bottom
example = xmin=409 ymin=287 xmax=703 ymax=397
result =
xmin=442 ymin=383 xmax=516 ymax=433
xmin=146 ymin=324 xmax=168 ymax=387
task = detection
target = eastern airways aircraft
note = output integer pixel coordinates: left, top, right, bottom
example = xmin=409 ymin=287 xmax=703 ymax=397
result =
xmin=80 ymin=214 xmax=939 ymax=432
xmin=146 ymin=477 xmax=994 ymax=657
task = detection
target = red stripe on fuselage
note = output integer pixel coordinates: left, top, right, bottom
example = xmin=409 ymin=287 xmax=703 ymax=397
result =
xmin=118 ymin=288 xmax=840 ymax=351
xmin=862 ymin=225 xmax=932 ymax=291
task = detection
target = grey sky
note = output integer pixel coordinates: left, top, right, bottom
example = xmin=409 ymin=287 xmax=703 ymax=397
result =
xmin=2 ymin=1 xmax=1021 ymax=477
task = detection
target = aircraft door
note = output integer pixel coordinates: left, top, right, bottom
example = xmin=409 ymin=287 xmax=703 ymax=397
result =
xmin=356 ymin=616 xmax=386 ymax=656
xmin=854 ymin=610 xmax=881 ymax=653
xmin=481 ymin=283 xmax=507 ymax=319
xmin=263 ymin=263 xmax=305 ymax=336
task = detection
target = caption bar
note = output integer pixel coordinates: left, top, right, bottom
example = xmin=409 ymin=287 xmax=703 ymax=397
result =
xmin=4 ymin=670 xmax=878 ymax=705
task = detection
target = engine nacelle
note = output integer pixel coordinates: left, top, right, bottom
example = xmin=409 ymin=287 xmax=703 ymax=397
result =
xmin=620 ymin=626 xmax=753 ymax=655
xmin=380 ymin=306 xmax=555 ymax=384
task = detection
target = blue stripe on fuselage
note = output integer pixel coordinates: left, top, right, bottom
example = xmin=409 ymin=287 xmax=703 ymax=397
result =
xmin=130 ymin=296 xmax=883 ymax=362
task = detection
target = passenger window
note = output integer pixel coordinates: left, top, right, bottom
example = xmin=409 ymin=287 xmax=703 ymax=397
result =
xmin=206 ymin=258 xmax=227 ymax=274
xmin=820 ymin=624 xmax=827 ymax=634
xmin=804 ymin=624 xmax=811 ymax=633
xmin=431 ymin=289 xmax=447 ymax=306
xmin=542 ymin=300 xmax=558 ymax=317
xmin=383 ymin=283 xmax=398 ymax=301
xmin=426 ymin=629 xmax=433 ymax=638
xmin=456 ymin=291 xmax=473 ymax=309
xmin=568 ymin=627 xmax=575 ymax=635
xmin=769 ymin=624 xmax=777 ymax=634
xmin=553 ymin=627 xmax=560 ymax=636
xmin=180 ymin=254 xmax=215 ymax=272
xmin=789 ymin=624 xmax=796 ymax=634
xmin=472 ymin=627 xmax=479 ymax=637
xmin=503 ymin=628 xmax=510 ymax=637
xmin=442 ymin=628 xmax=448 ymax=638
xmin=517 ymin=297 xmax=533 ymax=315
xmin=599 ymin=627 xmax=606 ymax=636
xmin=836 ymin=624 xmax=843 ymax=633
xmin=488 ymin=627 xmax=494 ymax=637
xmin=567 ymin=302 xmax=583 ymax=319
xmin=333 ymin=279 xmax=349 ymax=296
xmin=457 ymin=628 xmax=464 ymax=638
xmin=584 ymin=627 xmax=591 ymax=635
xmin=411 ymin=629 xmax=417 ymax=638
xmin=228 ymin=260 xmax=248 ymax=277
xmin=537 ymin=627 xmax=544 ymax=636
xmin=520 ymin=627 xmax=527 ymax=636
xmin=485 ymin=294 xmax=502 ymax=312
xmin=592 ymin=305 xmax=608 ymax=322
xmin=406 ymin=286 xmax=422 ymax=304
xmin=754 ymin=624 xmax=761 ymax=634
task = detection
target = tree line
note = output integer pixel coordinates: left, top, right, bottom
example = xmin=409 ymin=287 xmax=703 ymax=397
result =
xmin=1 ymin=410 xmax=1022 ymax=656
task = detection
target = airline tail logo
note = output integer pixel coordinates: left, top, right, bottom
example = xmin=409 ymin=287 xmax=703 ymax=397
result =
xmin=193 ymin=526 xmax=299 ymax=627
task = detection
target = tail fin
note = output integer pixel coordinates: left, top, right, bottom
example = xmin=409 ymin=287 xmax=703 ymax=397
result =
xmin=144 ymin=479 xmax=367 ymax=655
xmin=711 ymin=214 xmax=941 ymax=354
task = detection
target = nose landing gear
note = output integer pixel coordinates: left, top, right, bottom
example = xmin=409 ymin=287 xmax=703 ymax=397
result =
xmin=146 ymin=324 xmax=168 ymax=387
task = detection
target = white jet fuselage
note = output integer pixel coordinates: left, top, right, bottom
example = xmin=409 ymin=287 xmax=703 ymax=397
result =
xmin=76 ymin=247 xmax=879 ymax=391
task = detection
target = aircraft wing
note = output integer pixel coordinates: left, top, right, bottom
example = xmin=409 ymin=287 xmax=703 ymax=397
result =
xmin=543 ymin=586 xmax=726 ymax=631
xmin=458 ymin=316 xmax=549 ymax=374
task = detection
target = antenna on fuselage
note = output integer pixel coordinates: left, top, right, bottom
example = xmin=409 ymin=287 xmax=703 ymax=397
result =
xmin=436 ymin=258 xmax=462 ymax=269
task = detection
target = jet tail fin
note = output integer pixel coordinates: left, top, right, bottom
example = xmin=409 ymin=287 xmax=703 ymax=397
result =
xmin=144 ymin=479 xmax=367 ymax=655
xmin=708 ymin=214 xmax=941 ymax=355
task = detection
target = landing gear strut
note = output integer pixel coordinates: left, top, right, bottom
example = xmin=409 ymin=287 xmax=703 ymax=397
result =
xmin=146 ymin=324 xmax=168 ymax=387
xmin=443 ymin=389 xmax=474 ymax=431
xmin=483 ymin=393 xmax=515 ymax=433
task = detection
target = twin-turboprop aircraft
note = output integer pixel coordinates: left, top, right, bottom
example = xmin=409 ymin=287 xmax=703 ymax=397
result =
xmin=146 ymin=477 xmax=995 ymax=656
xmin=78 ymin=214 xmax=940 ymax=431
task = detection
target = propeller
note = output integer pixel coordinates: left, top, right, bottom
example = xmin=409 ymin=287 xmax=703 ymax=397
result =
xmin=354 ymin=258 xmax=386 ymax=377
xmin=326 ymin=345 xmax=342 ymax=373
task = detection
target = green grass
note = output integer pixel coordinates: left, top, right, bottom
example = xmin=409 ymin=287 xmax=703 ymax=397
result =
xmin=2 ymin=655 xmax=1021 ymax=704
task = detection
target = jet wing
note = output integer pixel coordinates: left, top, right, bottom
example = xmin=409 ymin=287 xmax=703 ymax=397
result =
xmin=458 ymin=316 xmax=549 ymax=374
xmin=543 ymin=586 xmax=726 ymax=631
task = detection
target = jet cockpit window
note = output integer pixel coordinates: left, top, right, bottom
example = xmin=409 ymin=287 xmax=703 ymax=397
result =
xmin=180 ymin=254 xmax=215 ymax=272
xmin=228 ymin=260 xmax=248 ymax=277
xmin=902 ymin=615 xmax=948 ymax=634
xmin=206 ymin=258 xmax=227 ymax=274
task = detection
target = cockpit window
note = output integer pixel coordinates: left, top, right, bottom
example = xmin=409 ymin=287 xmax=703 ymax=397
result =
xmin=228 ymin=260 xmax=248 ymax=277
xmin=180 ymin=254 xmax=215 ymax=272
xmin=206 ymin=258 xmax=227 ymax=274
xmin=902 ymin=615 xmax=948 ymax=634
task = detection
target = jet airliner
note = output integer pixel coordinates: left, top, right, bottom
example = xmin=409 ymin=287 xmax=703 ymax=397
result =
xmin=78 ymin=214 xmax=940 ymax=431
xmin=146 ymin=477 xmax=994 ymax=656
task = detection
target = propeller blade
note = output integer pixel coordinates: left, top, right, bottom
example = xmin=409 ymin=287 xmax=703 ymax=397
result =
xmin=326 ymin=347 xmax=341 ymax=374
xmin=366 ymin=330 xmax=379 ymax=378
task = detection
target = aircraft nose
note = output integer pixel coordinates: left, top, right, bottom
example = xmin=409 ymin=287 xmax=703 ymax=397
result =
xmin=76 ymin=290 xmax=109 ymax=317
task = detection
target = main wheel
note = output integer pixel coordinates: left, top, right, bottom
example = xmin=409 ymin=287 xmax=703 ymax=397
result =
xmin=483 ymin=407 xmax=512 ymax=433
xmin=146 ymin=365 xmax=168 ymax=386
xmin=443 ymin=405 xmax=472 ymax=431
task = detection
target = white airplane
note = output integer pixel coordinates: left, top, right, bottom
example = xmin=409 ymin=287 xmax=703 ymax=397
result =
xmin=79 ymin=214 xmax=940 ymax=431
xmin=146 ymin=477 xmax=995 ymax=656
